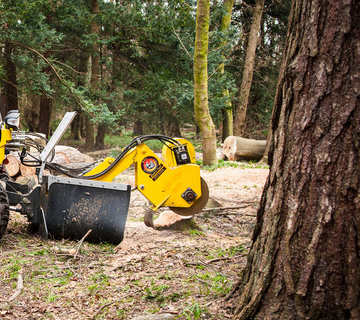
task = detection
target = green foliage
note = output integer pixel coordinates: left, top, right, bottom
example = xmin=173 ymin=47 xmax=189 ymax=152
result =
xmin=197 ymin=158 xmax=269 ymax=171
xmin=197 ymin=159 xmax=240 ymax=171
xmin=0 ymin=0 xmax=289 ymax=140
xmin=181 ymin=301 xmax=204 ymax=320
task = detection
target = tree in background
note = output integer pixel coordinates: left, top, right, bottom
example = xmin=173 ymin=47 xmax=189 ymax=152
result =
xmin=0 ymin=41 xmax=18 ymax=117
xmin=234 ymin=0 xmax=265 ymax=136
xmin=219 ymin=0 xmax=235 ymax=141
xmin=228 ymin=0 xmax=290 ymax=139
xmin=85 ymin=0 xmax=99 ymax=150
xmin=0 ymin=0 xmax=290 ymax=147
xmin=194 ymin=0 xmax=217 ymax=166
xmin=229 ymin=0 xmax=360 ymax=318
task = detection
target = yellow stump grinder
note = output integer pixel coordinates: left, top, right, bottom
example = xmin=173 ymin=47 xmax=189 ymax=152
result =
xmin=0 ymin=111 xmax=209 ymax=244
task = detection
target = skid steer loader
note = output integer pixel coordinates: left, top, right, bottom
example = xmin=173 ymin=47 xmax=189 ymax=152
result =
xmin=0 ymin=111 xmax=209 ymax=244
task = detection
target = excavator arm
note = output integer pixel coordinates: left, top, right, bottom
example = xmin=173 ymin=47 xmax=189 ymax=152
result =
xmin=84 ymin=141 xmax=209 ymax=215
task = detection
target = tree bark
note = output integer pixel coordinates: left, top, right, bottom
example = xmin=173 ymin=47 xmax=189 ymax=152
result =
xmin=133 ymin=119 xmax=143 ymax=136
xmin=37 ymin=94 xmax=51 ymax=137
xmin=230 ymin=1 xmax=360 ymax=319
xmin=95 ymin=123 xmax=106 ymax=149
xmin=220 ymin=0 xmax=235 ymax=141
xmin=194 ymin=0 xmax=217 ymax=166
xmin=234 ymin=0 xmax=265 ymax=136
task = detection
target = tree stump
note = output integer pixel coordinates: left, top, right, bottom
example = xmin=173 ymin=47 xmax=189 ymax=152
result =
xmin=222 ymin=136 xmax=266 ymax=161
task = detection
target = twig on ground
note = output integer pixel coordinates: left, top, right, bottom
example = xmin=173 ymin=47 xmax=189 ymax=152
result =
xmin=205 ymin=257 xmax=232 ymax=264
xmin=211 ymin=196 xmax=259 ymax=203
xmin=70 ymin=300 xmax=93 ymax=318
xmin=216 ymin=212 xmax=256 ymax=217
xmin=202 ymin=205 xmax=255 ymax=212
xmin=8 ymin=269 xmax=23 ymax=302
xmin=74 ymin=229 xmax=92 ymax=260
xmin=90 ymin=289 xmax=142 ymax=319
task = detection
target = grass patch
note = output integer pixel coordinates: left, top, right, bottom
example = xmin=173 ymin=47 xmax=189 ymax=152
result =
xmin=197 ymin=159 xmax=269 ymax=171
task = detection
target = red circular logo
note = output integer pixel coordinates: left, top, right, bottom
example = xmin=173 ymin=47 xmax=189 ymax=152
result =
xmin=141 ymin=157 xmax=159 ymax=174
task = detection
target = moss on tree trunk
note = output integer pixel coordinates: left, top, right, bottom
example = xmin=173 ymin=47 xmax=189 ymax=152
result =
xmin=194 ymin=0 xmax=217 ymax=166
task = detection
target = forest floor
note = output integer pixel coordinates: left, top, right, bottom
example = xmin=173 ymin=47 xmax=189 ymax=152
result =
xmin=0 ymin=165 xmax=268 ymax=320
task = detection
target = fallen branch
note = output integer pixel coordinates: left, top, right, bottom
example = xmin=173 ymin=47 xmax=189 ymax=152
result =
xmin=90 ymin=289 xmax=142 ymax=319
xmin=74 ymin=229 xmax=92 ymax=260
xmin=202 ymin=204 xmax=255 ymax=212
xmin=216 ymin=212 xmax=256 ymax=217
xmin=205 ymin=257 xmax=232 ymax=264
xmin=70 ymin=300 xmax=93 ymax=318
xmin=8 ymin=269 xmax=23 ymax=302
xmin=212 ymin=197 xmax=259 ymax=204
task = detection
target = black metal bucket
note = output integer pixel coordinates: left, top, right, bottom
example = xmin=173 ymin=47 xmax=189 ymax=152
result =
xmin=42 ymin=176 xmax=131 ymax=244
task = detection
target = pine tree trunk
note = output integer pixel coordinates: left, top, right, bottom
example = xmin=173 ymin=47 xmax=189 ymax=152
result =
xmin=234 ymin=0 xmax=265 ymax=136
xmin=194 ymin=0 xmax=217 ymax=166
xmin=230 ymin=1 xmax=360 ymax=319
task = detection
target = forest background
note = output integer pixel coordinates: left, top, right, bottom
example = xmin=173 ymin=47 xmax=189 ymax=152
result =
xmin=0 ymin=0 xmax=290 ymax=153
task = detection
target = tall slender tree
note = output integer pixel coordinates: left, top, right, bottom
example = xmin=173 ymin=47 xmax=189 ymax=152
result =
xmin=85 ymin=0 xmax=100 ymax=150
xmin=194 ymin=0 xmax=218 ymax=166
xmin=220 ymin=0 xmax=235 ymax=141
xmin=229 ymin=0 xmax=360 ymax=319
xmin=234 ymin=0 xmax=265 ymax=136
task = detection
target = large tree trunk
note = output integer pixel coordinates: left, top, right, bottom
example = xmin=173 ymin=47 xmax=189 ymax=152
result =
xmin=220 ymin=0 xmax=235 ymax=141
xmin=234 ymin=0 xmax=265 ymax=136
xmin=229 ymin=1 xmax=360 ymax=319
xmin=194 ymin=0 xmax=217 ymax=166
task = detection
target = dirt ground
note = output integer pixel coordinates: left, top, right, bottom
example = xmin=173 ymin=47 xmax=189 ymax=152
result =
xmin=0 ymin=166 xmax=268 ymax=320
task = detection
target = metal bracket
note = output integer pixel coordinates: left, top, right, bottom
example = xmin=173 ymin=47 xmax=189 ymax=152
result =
xmin=38 ymin=112 xmax=77 ymax=183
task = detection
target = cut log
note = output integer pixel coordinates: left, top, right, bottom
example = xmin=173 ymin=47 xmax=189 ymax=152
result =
xmin=54 ymin=152 xmax=70 ymax=165
xmin=54 ymin=146 xmax=94 ymax=163
xmin=4 ymin=154 xmax=20 ymax=177
xmin=222 ymin=136 xmax=266 ymax=161
xmin=19 ymin=163 xmax=36 ymax=177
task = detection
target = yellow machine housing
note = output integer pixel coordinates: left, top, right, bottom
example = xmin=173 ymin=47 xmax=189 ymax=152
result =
xmin=0 ymin=127 xmax=13 ymax=164
xmin=85 ymin=142 xmax=202 ymax=212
